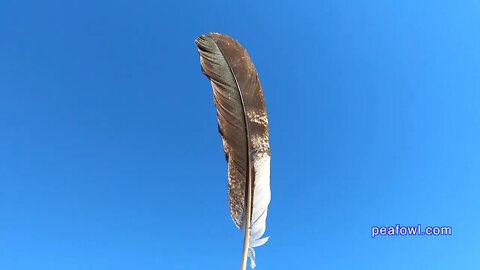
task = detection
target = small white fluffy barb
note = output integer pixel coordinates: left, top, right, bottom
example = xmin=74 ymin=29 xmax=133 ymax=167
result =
xmin=248 ymin=154 xmax=271 ymax=268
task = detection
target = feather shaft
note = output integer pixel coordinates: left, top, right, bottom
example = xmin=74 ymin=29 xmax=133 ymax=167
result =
xmin=240 ymin=166 xmax=252 ymax=270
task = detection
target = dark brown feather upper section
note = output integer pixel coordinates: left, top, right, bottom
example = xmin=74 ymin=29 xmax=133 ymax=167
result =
xmin=195 ymin=33 xmax=270 ymax=228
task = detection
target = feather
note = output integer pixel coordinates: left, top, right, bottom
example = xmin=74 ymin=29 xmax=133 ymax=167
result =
xmin=195 ymin=33 xmax=271 ymax=269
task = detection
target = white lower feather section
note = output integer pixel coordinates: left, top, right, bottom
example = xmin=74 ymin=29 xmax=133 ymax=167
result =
xmin=248 ymin=154 xmax=271 ymax=269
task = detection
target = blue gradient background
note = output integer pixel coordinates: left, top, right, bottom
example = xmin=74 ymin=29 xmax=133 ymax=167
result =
xmin=1 ymin=1 xmax=479 ymax=269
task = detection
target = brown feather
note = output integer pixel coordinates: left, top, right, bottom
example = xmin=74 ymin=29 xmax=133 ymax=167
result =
xmin=195 ymin=33 xmax=270 ymax=228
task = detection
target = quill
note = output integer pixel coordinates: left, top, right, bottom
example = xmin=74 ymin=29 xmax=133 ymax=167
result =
xmin=195 ymin=33 xmax=271 ymax=270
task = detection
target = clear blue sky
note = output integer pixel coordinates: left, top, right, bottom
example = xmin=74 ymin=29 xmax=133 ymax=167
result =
xmin=1 ymin=1 xmax=479 ymax=269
